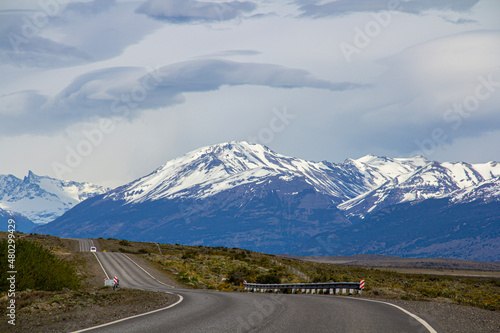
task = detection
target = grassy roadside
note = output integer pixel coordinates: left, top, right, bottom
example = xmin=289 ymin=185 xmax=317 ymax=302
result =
xmin=0 ymin=232 xmax=176 ymax=332
xmin=96 ymin=237 xmax=500 ymax=311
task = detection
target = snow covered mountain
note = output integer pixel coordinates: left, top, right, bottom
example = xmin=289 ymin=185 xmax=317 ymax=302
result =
xmin=0 ymin=171 xmax=109 ymax=224
xmin=339 ymin=161 xmax=500 ymax=220
xmin=106 ymin=142 xmax=426 ymax=204
xmin=33 ymin=141 xmax=500 ymax=260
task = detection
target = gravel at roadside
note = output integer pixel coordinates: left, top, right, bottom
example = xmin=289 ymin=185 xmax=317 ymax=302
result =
xmin=381 ymin=298 xmax=500 ymax=333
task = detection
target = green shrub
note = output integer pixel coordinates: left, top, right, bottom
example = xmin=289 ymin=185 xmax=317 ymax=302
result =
xmin=227 ymin=267 xmax=255 ymax=285
xmin=256 ymin=273 xmax=281 ymax=284
xmin=0 ymin=239 xmax=80 ymax=291
xmin=231 ymin=252 xmax=247 ymax=260
xmin=118 ymin=247 xmax=134 ymax=253
xmin=181 ymin=249 xmax=199 ymax=259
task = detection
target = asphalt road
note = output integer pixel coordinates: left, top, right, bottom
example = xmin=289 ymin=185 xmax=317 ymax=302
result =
xmin=75 ymin=247 xmax=439 ymax=333
xmin=77 ymin=238 xmax=95 ymax=252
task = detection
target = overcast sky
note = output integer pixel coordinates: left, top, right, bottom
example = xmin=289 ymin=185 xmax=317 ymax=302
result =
xmin=1 ymin=0 xmax=499 ymax=187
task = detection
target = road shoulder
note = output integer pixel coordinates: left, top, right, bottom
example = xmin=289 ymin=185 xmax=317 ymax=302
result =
xmin=381 ymin=298 xmax=500 ymax=333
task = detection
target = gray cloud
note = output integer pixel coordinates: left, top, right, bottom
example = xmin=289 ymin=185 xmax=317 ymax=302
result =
xmin=0 ymin=59 xmax=365 ymax=137
xmin=198 ymin=49 xmax=261 ymax=57
xmin=0 ymin=35 xmax=92 ymax=68
xmin=440 ymin=16 xmax=477 ymax=24
xmin=151 ymin=59 xmax=365 ymax=92
xmin=136 ymin=0 xmax=257 ymax=23
xmin=0 ymin=1 xmax=160 ymax=68
xmin=64 ymin=0 xmax=116 ymax=16
xmin=297 ymin=0 xmax=480 ymax=19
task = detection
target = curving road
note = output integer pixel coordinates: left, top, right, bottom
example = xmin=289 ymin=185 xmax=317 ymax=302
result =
xmin=74 ymin=243 xmax=439 ymax=333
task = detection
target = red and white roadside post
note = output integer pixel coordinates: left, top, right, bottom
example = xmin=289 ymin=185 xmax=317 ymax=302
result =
xmin=113 ymin=276 xmax=119 ymax=290
xmin=359 ymin=279 xmax=365 ymax=294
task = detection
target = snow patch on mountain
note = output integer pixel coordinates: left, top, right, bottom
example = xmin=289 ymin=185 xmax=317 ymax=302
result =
xmin=452 ymin=177 xmax=500 ymax=204
xmin=345 ymin=154 xmax=428 ymax=187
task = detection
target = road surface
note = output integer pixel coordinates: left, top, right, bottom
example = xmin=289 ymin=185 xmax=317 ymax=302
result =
xmin=77 ymin=238 xmax=95 ymax=252
xmin=75 ymin=244 xmax=439 ymax=333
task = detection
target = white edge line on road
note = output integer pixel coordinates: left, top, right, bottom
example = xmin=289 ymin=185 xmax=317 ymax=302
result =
xmin=121 ymin=253 xmax=174 ymax=288
xmin=70 ymin=293 xmax=184 ymax=333
xmin=93 ymin=252 xmax=110 ymax=280
xmin=351 ymin=297 xmax=438 ymax=333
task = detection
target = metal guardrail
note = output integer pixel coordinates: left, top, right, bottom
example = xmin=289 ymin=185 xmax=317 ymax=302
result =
xmin=243 ymin=281 xmax=363 ymax=295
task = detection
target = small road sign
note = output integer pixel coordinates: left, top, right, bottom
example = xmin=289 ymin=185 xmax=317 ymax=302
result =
xmin=360 ymin=280 xmax=365 ymax=289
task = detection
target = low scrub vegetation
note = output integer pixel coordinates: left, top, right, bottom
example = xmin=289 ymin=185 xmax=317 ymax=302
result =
xmin=0 ymin=239 xmax=80 ymax=291
xmin=95 ymin=238 xmax=500 ymax=311
xmin=149 ymin=246 xmax=292 ymax=291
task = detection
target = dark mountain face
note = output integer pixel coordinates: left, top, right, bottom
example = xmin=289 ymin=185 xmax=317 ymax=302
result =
xmin=300 ymin=199 xmax=500 ymax=261
xmin=0 ymin=208 xmax=36 ymax=233
xmin=35 ymin=174 xmax=351 ymax=254
xmin=32 ymin=142 xmax=500 ymax=260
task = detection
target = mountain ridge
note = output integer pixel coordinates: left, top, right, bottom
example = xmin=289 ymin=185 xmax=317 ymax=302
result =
xmin=105 ymin=141 xmax=429 ymax=205
xmin=0 ymin=171 xmax=109 ymax=224
xmin=339 ymin=160 xmax=500 ymax=220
